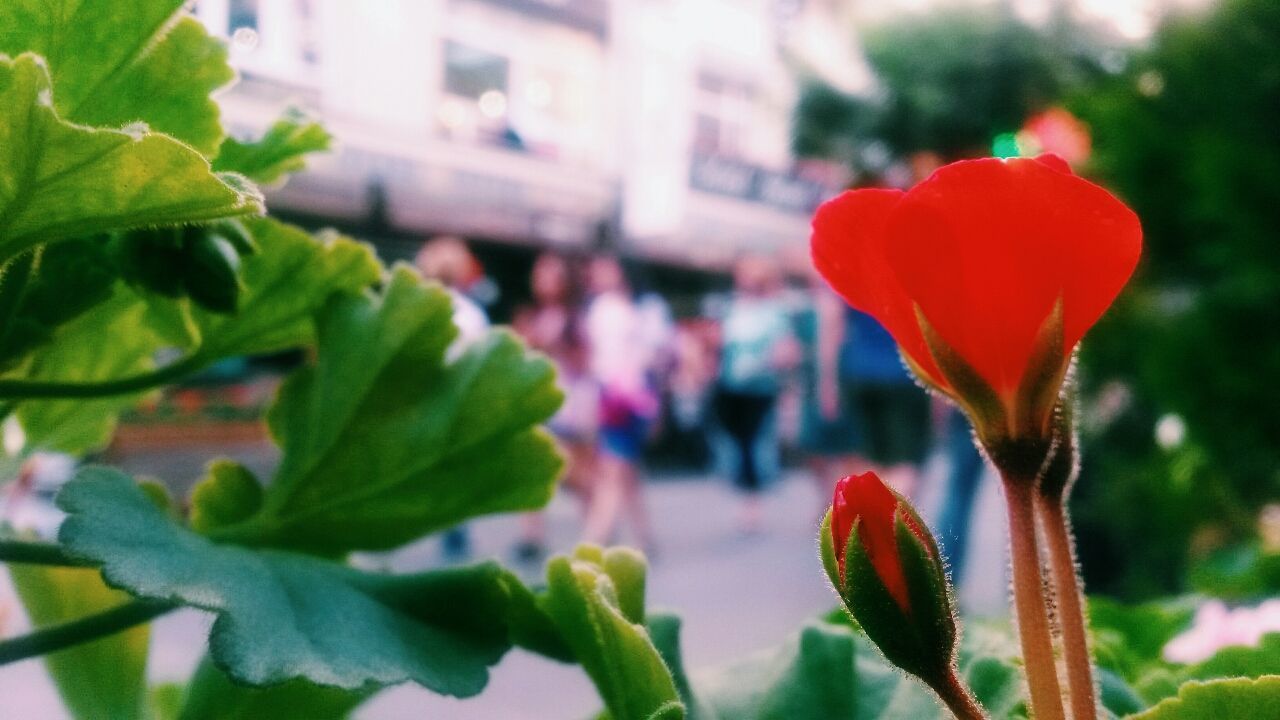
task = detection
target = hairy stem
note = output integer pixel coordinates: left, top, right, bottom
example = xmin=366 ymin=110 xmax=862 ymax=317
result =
xmin=1002 ymin=477 xmax=1065 ymax=720
xmin=1037 ymin=494 xmax=1097 ymax=720
xmin=0 ymin=538 xmax=97 ymax=567
xmin=933 ymin=667 xmax=989 ymax=720
xmin=0 ymin=352 xmax=207 ymax=400
xmin=0 ymin=600 xmax=174 ymax=666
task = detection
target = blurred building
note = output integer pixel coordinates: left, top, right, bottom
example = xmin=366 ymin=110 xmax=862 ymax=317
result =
xmin=197 ymin=0 xmax=853 ymax=306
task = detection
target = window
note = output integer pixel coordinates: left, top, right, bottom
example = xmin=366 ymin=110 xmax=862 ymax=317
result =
xmin=692 ymin=70 xmax=756 ymax=160
xmin=228 ymin=0 xmax=258 ymax=32
xmin=444 ymin=42 xmax=509 ymax=101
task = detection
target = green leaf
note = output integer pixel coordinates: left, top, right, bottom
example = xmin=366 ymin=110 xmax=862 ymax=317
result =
xmin=178 ymin=656 xmax=372 ymax=720
xmin=8 ymin=563 xmax=150 ymax=720
xmin=175 ymin=219 xmax=381 ymax=359
xmin=214 ymin=266 xmax=563 ymax=554
xmin=1090 ymin=596 xmax=1197 ymax=685
xmin=0 ymin=54 xmax=260 ymax=259
xmin=56 ymin=466 xmax=552 ymax=693
xmin=542 ymin=546 xmax=683 ymax=720
xmin=0 ymin=0 xmax=234 ymax=154
xmin=188 ymin=460 xmax=264 ymax=534
xmin=12 ymin=285 xmax=169 ymax=453
xmin=648 ymin=613 xmax=719 ymax=720
xmin=8 ymin=219 xmax=377 ymax=456
xmin=695 ymin=621 xmax=858 ymax=720
xmin=0 ymin=239 xmax=116 ymax=372
xmin=1185 ymin=633 xmax=1280 ymax=683
xmin=1127 ymin=675 xmax=1280 ymax=720
xmin=214 ymin=110 xmax=332 ymax=186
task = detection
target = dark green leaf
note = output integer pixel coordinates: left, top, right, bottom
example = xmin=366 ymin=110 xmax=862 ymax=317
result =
xmin=57 ymin=466 xmax=552 ymax=693
xmin=214 ymin=267 xmax=563 ymax=554
xmin=178 ymin=656 xmax=372 ymax=720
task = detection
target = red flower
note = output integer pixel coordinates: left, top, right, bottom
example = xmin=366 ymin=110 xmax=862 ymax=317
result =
xmin=812 ymin=155 xmax=1141 ymax=439
xmin=831 ymin=472 xmax=931 ymax=613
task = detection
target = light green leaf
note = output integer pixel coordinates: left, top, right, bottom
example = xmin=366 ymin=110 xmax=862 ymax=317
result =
xmin=178 ymin=656 xmax=372 ymax=720
xmin=214 ymin=109 xmax=332 ymax=186
xmin=56 ymin=466 xmax=555 ymax=692
xmin=8 ymin=563 xmax=150 ymax=720
xmin=1128 ymin=675 xmax=1280 ymax=720
xmin=214 ymin=266 xmax=563 ymax=554
xmin=0 ymin=54 xmax=260 ymax=259
xmin=1091 ymin=596 xmax=1197 ymax=686
xmin=542 ymin=546 xmax=683 ymax=720
xmin=0 ymin=0 xmax=234 ymax=154
xmin=188 ymin=460 xmax=263 ymax=534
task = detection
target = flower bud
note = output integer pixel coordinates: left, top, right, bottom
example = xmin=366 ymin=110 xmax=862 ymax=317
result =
xmin=820 ymin=472 xmax=959 ymax=682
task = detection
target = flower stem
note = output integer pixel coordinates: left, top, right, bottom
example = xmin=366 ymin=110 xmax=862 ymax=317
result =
xmin=0 ymin=352 xmax=207 ymax=400
xmin=1002 ymin=477 xmax=1065 ymax=720
xmin=0 ymin=538 xmax=97 ymax=567
xmin=0 ymin=600 xmax=174 ymax=666
xmin=1036 ymin=493 xmax=1097 ymax=720
xmin=933 ymin=667 xmax=989 ymax=720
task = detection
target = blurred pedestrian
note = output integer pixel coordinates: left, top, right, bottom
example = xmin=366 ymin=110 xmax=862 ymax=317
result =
xmin=793 ymin=273 xmax=864 ymax=514
xmin=581 ymin=256 xmax=658 ymax=551
xmin=511 ymin=253 xmax=596 ymax=561
xmin=416 ymin=236 xmax=490 ymax=559
xmin=841 ymin=306 xmax=931 ymax=497
xmin=713 ymin=254 xmax=799 ymax=533
xmin=935 ymin=406 xmax=987 ymax=583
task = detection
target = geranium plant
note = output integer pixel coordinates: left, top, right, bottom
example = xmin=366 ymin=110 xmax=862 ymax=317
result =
xmin=1 ymin=4 xmax=1277 ymax=720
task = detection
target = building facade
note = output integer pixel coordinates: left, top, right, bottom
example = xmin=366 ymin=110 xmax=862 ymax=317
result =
xmin=197 ymin=0 xmax=851 ymax=285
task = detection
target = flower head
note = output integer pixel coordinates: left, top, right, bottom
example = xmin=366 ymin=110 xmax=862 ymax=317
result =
xmin=821 ymin=472 xmax=957 ymax=680
xmin=812 ymin=155 xmax=1141 ymax=450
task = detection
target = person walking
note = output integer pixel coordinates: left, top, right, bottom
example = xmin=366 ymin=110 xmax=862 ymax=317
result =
xmin=580 ymin=256 xmax=658 ymax=551
xmin=713 ymin=255 xmax=799 ymax=533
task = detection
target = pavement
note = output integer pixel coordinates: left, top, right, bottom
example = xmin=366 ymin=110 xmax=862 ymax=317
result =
xmin=0 ymin=454 xmax=1012 ymax=720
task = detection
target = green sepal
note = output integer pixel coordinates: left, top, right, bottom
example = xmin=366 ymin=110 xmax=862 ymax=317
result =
xmin=1010 ymin=297 xmax=1068 ymax=440
xmin=914 ymin=305 xmax=1008 ymax=445
xmin=818 ymin=508 xmax=839 ymax=592
xmin=895 ymin=513 xmax=958 ymax=667
xmin=838 ymin=519 xmax=931 ymax=680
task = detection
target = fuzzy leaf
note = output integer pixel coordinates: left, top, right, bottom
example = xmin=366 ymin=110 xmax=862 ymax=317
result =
xmin=213 ymin=267 xmax=563 ymax=554
xmin=56 ymin=466 xmax=552 ymax=693
xmin=0 ymin=0 xmax=234 ymax=154
xmin=1128 ymin=676 xmax=1280 ymax=720
xmin=178 ymin=656 xmax=372 ymax=720
xmin=214 ymin=110 xmax=332 ymax=186
xmin=0 ymin=54 xmax=259 ymax=260
xmin=542 ymin=546 xmax=683 ymax=720
xmin=8 ymin=564 xmax=150 ymax=720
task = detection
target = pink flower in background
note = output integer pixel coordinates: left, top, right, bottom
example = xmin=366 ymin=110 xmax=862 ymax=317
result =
xmin=1022 ymin=107 xmax=1092 ymax=168
xmin=1164 ymin=599 xmax=1280 ymax=664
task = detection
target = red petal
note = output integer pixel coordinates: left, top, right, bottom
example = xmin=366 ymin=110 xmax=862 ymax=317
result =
xmin=1034 ymin=152 xmax=1073 ymax=174
xmin=832 ymin=472 xmax=911 ymax=612
xmin=886 ymin=158 xmax=1141 ymax=397
xmin=811 ymin=189 xmax=949 ymax=390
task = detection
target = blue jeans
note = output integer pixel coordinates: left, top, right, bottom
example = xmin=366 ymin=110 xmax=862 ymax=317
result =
xmin=937 ymin=410 xmax=985 ymax=581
